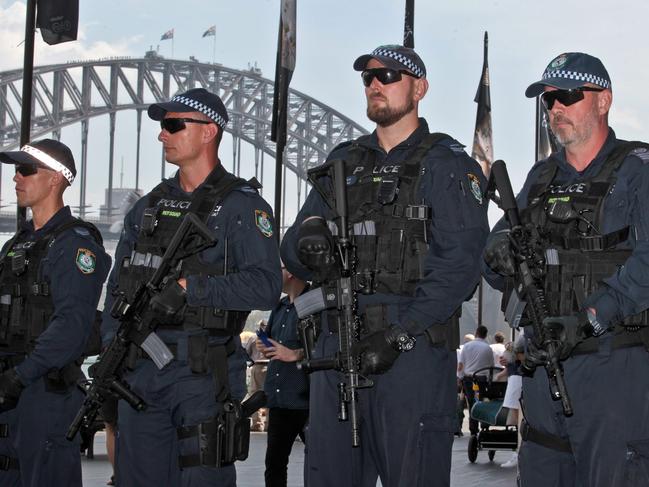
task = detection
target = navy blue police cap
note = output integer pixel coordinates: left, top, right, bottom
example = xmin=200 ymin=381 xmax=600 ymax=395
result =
xmin=148 ymin=88 xmax=229 ymax=128
xmin=0 ymin=138 xmax=76 ymax=184
xmin=525 ymin=52 xmax=611 ymax=98
xmin=353 ymin=44 xmax=426 ymax=78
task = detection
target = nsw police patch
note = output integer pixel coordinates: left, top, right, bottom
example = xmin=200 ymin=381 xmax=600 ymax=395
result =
xmin=255 ymin=210 xmax=273 ymax=238
xmin=467 ymin=173 xmax=483 ymax=204
xmin=76 ymin=248 xmax=96 ymax=274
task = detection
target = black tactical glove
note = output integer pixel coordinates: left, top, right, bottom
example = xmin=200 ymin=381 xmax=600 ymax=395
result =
xmin=297 ymin=217 xmax=337 ymax=274
xmin=484 ymin=230 xmax=516 ymax=276
xmin=150 ymin=280 xmax=186 ymax=321
xmin=0 ymin=368 xmax=24 ymax=412
xmin=351 ymin=326 xmax=416 ymax=376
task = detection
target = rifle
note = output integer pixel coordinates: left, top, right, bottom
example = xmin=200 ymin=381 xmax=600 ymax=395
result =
xmin=293 ymin=158 xmax=373 ymax=447
xmin=67 ymin=212 xmax=217 ymax=440
xmin=486 ymin=160 xmax=573 ymax=416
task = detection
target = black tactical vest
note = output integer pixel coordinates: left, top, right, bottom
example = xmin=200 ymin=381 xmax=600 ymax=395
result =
xmin=521 ymin=141 xmax=649 ymax=327
xmin=0 ymin=218 xmax=102 ymax=353
xmin=341 ymin=133 xmax=450 ymax=296
xmin=116 ymin=165 xmax=254 ymax=336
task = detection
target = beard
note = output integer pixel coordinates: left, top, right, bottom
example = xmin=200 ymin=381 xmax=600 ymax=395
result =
xmin=366 ymin=95 xmax=415 ymax=127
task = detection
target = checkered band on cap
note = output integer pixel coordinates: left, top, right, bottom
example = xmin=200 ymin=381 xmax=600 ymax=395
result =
xmin=542 ymin=69 xmax=610 ymax=89
xmin=171 ymin=94 xmax=228 ymax=128
xmin=371 ymin=47 xmax=425 ymax=78
xmin=21 ymin=145 xmax=75 ymax=184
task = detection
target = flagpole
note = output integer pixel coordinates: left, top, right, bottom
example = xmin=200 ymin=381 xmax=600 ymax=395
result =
xmin=18 ymin=0 xmax=37 ymax=226
xmin=172 ymin=35 xmax=175 ymax=59
xmin=404 ymin=0 xmax=414 ymax=48
xmin=212 ymin=33 xmax=216 ymax=64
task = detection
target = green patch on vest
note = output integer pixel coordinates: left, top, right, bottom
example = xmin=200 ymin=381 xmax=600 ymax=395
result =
xmin=255 ymin=210 xmax=273 ymax=238
xmin=76 ymin=248 xmax=96 ymax=274
xmin=161 ymin=210 xmax=182 ymax=218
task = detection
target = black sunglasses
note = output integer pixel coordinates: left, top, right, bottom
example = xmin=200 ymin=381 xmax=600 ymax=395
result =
xmin=540 ymin=87 xmax=604 ymax=110
xmin=15 ymin=165 xmax=37 ymax=177
xmin=361 ymin=68 xmax=417 ymax=87
xmin=160 ymin=117 xmax=213 ymax=134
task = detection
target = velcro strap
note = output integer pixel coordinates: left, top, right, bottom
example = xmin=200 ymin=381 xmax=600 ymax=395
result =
xmin=0 ymin=454 xmax=19 ymax=471
xmin=521 ymin=420 xmax=572 ymax=453
xmin=177 ymin=418 xmax=220 ymax=469
xmin=551 ymin=226 xmax=630 ymax=251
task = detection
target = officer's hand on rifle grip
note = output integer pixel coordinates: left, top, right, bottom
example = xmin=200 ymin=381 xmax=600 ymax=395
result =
xmin=352 ymin=326 xmax=415 ymax=376
xmin=0 ymin=368 xmax=24 ymax=413
xmin=150 ymin=280 xmax=187 ymax=321
xmin=297 ymin=217 xmax=337 ymax=272
xmin=484 ymin=230 xmax=516 ymax=276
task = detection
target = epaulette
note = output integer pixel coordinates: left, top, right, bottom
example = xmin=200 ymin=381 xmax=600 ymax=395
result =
xmin=628 ymin=146 xmax=649 ymax=164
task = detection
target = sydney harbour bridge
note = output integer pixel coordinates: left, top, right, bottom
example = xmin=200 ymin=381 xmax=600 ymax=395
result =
xmin=0 ymin=52 xmax=368 ymax=236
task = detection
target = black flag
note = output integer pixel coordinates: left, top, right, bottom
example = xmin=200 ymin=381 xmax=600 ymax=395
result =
xmin=535 ymin=97 xmax=561 ymax=161
xmin=471 ymin=32 xmax=493 ymax=176
xmin=271 ymin=0 xmax=296 ymax=237
xmin=36 ymin=0 xmax=79 ymax=45
xmin=403 ymin=0 xmax=414 ymax=48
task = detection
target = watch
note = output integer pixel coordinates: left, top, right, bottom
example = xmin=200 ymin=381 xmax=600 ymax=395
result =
xmin=392 ymin=329 xmax=416 ymax=353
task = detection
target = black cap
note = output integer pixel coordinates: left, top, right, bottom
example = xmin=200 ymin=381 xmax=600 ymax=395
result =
xmin=0 ymin=139 xmax=76 ymax=184
xmin=525 ymin=52 xmax=611 ymax=98
xmin=353 ymin=44 xmax=426 ymax=78
xmin=148 ymin=88 xmax=229 ymax=128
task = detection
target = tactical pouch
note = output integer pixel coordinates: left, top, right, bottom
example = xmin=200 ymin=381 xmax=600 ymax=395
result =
xmin=362 ymin=304 xmax=390 ymax=334
xmin=177 ymin=399 xmax=251 ymax=469
xmin=188 ymin=335 xmax=209 ymax=374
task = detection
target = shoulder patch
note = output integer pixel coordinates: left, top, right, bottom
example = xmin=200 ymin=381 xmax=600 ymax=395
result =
xmin=76 ymin=248 xmax=96 ymax=274
xmin=630 ymin=147 xmax=649 ymax=163
xmin=73 ymin=227 xmax=90 ymax=236
xmin=254 ymin=210 xmax=273 ymax=238
xmin=238 ymin=186 xmax=258 ymax=194
xmin=467 ymin=173 xmax=483 ymax=204
xmin=436 ymin=137 xmax=466 ymax=154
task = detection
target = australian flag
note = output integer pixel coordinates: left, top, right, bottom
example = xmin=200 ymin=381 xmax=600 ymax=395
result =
xmin=160 ymin=29 xmax=174 ymax=41
xmin=202 ymin=25 xmax=216 ymax=38
xmin=36 ymin=0 xmax=79 ymax=45
xmin=471 ymin=31 xmax=493 ymax=176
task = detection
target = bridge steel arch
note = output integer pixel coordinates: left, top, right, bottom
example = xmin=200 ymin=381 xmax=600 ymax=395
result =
xmin=0 ymin=56 xmax=368 ymax=222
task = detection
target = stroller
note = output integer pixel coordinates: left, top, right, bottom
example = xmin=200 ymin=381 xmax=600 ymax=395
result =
xmin=467 ymin=366 xmax=518 ymax=463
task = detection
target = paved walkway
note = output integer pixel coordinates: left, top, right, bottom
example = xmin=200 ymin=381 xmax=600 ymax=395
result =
xmin=82 ymin=430 xmax=518 ymax=486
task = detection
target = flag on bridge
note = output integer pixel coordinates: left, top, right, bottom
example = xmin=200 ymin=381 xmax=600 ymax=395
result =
xmin=271 ymin=0 xmax=296 ymax=238
xmin=161 ymin=29 xmax=174 ymax=41
xmin=471 ymin=31 xmax=493 ymax=176
xmin=202 ymin=25 xmax=216 ymax=38
xmin=36 ymin=0 xmax=79 ymax=45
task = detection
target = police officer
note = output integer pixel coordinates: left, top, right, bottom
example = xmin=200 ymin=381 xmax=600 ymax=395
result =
xmin=0 ymin=139 xmax=110 ymax=486
xmin=102 ymin=87 xmax=282 ymax=486
xmin=281 ymin=45 xmax=489 ymax=487
xmin=483 ymin=52 xmax=649 ymax=486
xmin=256 ymin=267 xmax=309 ymax=487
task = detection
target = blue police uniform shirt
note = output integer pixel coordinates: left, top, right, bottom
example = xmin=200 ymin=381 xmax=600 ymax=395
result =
xmin=3 ymin=206 xmax=112 ymax=386
xmin=482 ymin=128 xmax=649 ymax=327
xmin=101 ymin=168 xmax=283 ymax=347
xmin=263 ymin=293 xmax=309 ymax=410
xmin=281 ymin=119 xmax=490 ymax=335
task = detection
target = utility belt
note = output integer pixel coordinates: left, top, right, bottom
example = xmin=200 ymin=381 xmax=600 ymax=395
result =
xmin=156 ymin=308 xmax=248 ymax=337
xmin=0 ymin=354 xmax=81 ymax=393
xmin=324 ymin=304 xmax=460 ymax=352
xmin=571 ymin=326 xmax=649 ymax=355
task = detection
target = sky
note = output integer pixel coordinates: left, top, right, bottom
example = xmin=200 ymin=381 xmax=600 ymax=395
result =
xmin=0 ymin=0 xmax=648 ymax=228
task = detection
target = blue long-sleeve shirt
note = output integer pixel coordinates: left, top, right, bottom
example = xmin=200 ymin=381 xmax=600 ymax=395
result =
xmin=264 ymin=294 xmax=310 ymax=410
xmin=3 ymin=206 xmax=112 ymax=386
xmin=482 ymin=129 xmax=649 ymax=326
xmin=281 ymin=119 xmax=490 ymax=335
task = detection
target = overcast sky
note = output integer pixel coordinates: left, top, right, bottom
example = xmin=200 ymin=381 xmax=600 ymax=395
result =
xmin=0 ymin=0 xmax=648 ymax=227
